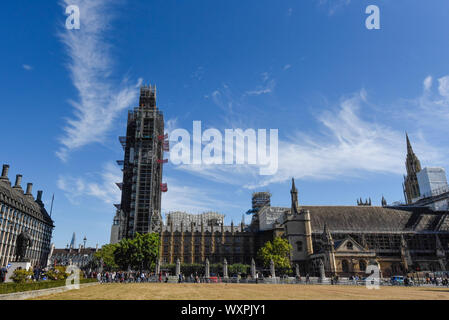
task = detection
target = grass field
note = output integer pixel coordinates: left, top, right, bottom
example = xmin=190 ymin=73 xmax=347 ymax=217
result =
xmin=34 ymin=283 xmax=449 ymax=300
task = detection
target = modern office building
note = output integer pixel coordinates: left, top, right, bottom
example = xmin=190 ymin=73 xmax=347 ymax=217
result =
xmin=417 ymin=167 xmax=449 ymax=198
xmin=0 ymin=165 xmax=54 ymax=267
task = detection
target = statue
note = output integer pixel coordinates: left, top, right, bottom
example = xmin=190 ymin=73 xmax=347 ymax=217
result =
xmin=251 ymin=258 xmax=256 ymax=278
xmin=205 ymin=258 xmax=210 ymax=279
xmin=176 ymin=258 xmax=181 ymax=276
xmin=155 ymin=259 xmax=161 ymax=275
xmin=319 ymin=259 xmax=326 ymax=279
xmin=270 ymin=259 xmax=276 ymax=278
xmin=223 ymin=258 xmax=228 ymax=279
xmin=15 ymin=231 xmax=32 ymax=262
xmin=295 ymin=264 xmax=300 ymax=278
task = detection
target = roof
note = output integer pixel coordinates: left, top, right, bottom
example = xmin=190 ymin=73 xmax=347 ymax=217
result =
xmin=161 ymin=224 xmax=249 ymax=233
xmin=279 ymin=205 xmax=447 ymax=233
xmin=0 ymin=179 xmax=53 ymax=226
xmin=304 ymin=206 xmax=413 ymax=233
xmin=52 ymin=248 xmax=98 ymax=256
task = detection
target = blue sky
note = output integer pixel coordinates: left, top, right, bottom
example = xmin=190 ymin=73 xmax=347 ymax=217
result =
xmin=1 ymin=0 xmax=449 ymax=248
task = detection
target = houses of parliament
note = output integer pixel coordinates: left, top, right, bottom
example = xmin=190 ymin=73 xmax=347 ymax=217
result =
xmin=112 ymin=85 xmax=449 ymax=277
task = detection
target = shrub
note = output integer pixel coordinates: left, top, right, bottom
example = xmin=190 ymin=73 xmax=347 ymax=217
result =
xmin=44 ymin=266 xmax=69 ymax=281
xmin=228 ymin=264 xmax=250 ymax=276
xmin=11 ymin=269 xmax=34 ymax=283
xmin=0 ymin=278 xmax=98 ymax=295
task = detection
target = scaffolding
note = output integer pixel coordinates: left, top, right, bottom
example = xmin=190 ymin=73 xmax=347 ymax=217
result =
xmin=114 ymin=84 xmax=166 ymax=239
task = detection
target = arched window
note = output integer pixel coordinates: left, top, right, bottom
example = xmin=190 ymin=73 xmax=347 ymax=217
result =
xmin=342 ymin=260 xmax=349 ymax=273
xmin=346 ymin=242 xmax=353 ymax=250
xmin=359 ymin=260 xmax=367 ymax=272
xmin=296 ymin=241 xmax=303 ymax=252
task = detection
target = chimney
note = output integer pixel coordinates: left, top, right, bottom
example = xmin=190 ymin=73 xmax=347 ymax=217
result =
xmin=37 ymin=190 xmax=43 ymax=202
xmin=1 ymin=165 xmax=9 ymax=181
xmin=26 ymin=183 xmax=33 ymax=196
xmin=13 ymin=175 xmax=23 ymax=190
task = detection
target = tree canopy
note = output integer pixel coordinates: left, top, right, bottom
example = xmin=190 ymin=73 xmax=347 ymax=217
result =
xmin=113 ymin=232 xmax=160 ymax=271
xmin=257 ymin=237 xmax=292 ymax=272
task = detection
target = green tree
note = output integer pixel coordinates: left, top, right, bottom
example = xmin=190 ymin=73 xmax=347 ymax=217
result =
xmin=94 ymin=244 xmax=118 ymax=271
xmin=257 ymin=237 xmax=292 ymax=273
xmin=228 ymin=264 xmax=250 ymax=276
xmin=114 ymin=233 xmax=160 ymax=271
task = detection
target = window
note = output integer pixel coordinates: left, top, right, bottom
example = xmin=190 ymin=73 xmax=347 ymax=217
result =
xmin=346 ymin=242 xmax=353 ymax=250
xmin=359 ymin=260 xmax=367 ymax=272
xmin=296 ymin=241 xmax=303 ymax=252
xmin=342 ymin=260 xmax=349 ymax=273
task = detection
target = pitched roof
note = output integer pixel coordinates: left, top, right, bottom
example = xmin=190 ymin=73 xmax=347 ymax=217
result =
xmin=0 ymin=179 xmax=53 ymax=226
xmin=304 ymin=206 xmax=414 ymax=233
xmin=279 ymin=205 xmax=444 ymax=233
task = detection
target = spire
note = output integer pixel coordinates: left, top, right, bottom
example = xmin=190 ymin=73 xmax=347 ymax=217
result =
xmin=322 ymin=223 xmax=333 ymax=243
xmin=381 ymin=195 xmax=387 ymax=207
xmin=70 ymin=232 xmax=76 ymax=249
xmin=404 ymin=133 xmax=422 ymax=203
xmin=291 ymin=178 xmax=299 ymax=214
xmin=406 ymin=132 xmax=413 ymax=155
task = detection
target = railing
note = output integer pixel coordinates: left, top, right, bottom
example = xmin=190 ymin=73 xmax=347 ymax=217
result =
xmin=95 ymin=275 xmax=449 ymax=287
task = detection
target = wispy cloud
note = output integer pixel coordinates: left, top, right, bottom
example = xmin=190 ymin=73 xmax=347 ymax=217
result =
xmin=57 ymin=162 xmax=122 ymax=205
xmin=397 ymin=74 xmax=449 ymax=142
xmin=161 ymin=176 xmax=235 ymax=214
xmin=318 ymin=0 xmax=351 ymax=16
xmin=174 ymin=87 xmax=445 ymax=189
xmin=244 ymin=73 xmax=276 ymax=96
xmin=191 ymin=66 xmax=205 ymax=81
xmin=56 ymin=0 xmax=141 ymax=161
xmin=22 ymin=64 xmax=33 ymax=71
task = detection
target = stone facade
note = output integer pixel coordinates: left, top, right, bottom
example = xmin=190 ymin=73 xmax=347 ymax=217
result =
xmin=0 ymin=165 xmax=54 ymax=268
xmin=47 ymin=246 xmax=99 ymax=269
xmin=159 ymin=179 xmax=449 ymax=277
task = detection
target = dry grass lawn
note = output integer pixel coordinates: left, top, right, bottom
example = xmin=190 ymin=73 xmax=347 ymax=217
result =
xmin=34 ymin=283 xmax=449 ymax=300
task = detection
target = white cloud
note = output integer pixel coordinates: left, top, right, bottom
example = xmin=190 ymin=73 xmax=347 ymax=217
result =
xmin=423 ymin=76 xmax=432 ymax=91
xmin=318 ymin=0 xmax=351 ymax=16
xmin=173 ymin=88 xmax=445 ymax=189
xmin=22 ymin=64 xmax=33 ymax=71
xmin=283 ymin=64 xmax=292 ymax=71
xmin=162 ymin=177 xmax=223 ymax=214
xmin=407 ymin=74 xmax=449 ymax=129
xmin=438 ymin=76 xmax=449 ymax=98
xmin=57 ymin=162 xmax=122 ymax=205
xmin=56 ymin=0 xmax=141 ymax=161
xmin=244 ymin=79 xmax=276 ymax=96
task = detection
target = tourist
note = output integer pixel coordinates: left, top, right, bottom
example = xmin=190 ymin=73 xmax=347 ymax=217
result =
xmin=0 ymin=267 xmax=7 ymax=283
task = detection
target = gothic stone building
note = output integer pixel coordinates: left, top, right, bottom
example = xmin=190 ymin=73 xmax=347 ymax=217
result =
xmin=0 ymin=165 xmax=54 ymax=267
xmin=159 ymin=180 xmax=449 ymax=277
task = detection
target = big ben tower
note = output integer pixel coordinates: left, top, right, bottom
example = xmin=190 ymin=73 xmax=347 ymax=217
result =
xmin=112 ymin=85 xmax=168 ymax=241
